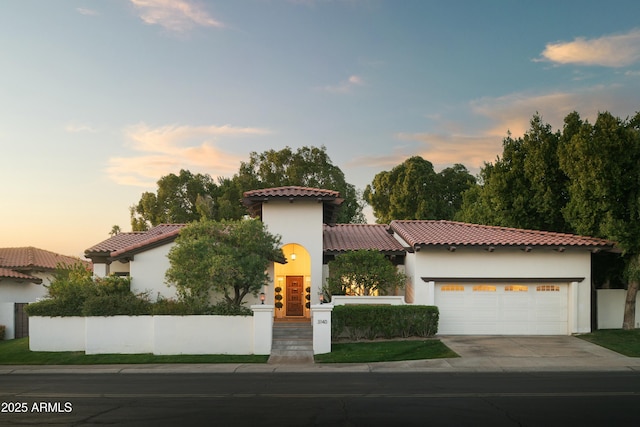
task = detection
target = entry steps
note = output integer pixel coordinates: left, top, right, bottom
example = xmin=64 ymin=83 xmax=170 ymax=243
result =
xmin=268 ymin=321 xmax=314 ymax=364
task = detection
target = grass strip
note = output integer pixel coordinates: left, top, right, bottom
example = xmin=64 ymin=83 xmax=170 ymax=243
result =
xmin=577 ymin=329 xmax=640 ymax=357
xmin=0 ymin=338 xmax=268 ymax=365
xmin=315 ymin=339 xmax=458 ymax=363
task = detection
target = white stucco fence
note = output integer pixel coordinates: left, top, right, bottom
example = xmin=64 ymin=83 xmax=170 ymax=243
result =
xmin=29 ymin=316 xmax=86 ymax=351
xmin=597 ymin=289 xmax=640 ymax=329
xmin=29 ymin=305 xmax=274 ymax=355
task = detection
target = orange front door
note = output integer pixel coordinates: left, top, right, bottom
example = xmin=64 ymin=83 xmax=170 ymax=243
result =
xmin=286 ymin=276 xmax=304 ymax=316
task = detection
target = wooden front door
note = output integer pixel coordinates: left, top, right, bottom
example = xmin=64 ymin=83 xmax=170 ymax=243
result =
xmin=286 ymin=276 xmax=304 ymax=316
xmin=14 ymin=303 xmax=29 ymax=339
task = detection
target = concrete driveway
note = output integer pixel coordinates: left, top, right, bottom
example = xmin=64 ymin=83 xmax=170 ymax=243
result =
xmin=432 ymin=335 xmax=640 ymax=372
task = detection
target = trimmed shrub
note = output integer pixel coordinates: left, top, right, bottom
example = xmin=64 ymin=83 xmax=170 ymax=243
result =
xmin=331 ymin=305 xmax=439 ymax=341
xmin=0 ymin=324 xmax=5 ymax=340
xmin=209 ymin=302 xmax=252 ymax=316
xmin=150 ymin=298 xmax=197 ymax=315
xmin=24 ymin=299 xmax=72 ymax=317
xmin=81 ymin=293 xmax=152 ymax=316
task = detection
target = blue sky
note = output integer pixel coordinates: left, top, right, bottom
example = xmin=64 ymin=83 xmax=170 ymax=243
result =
xmin=2 ymin=0 xmax=640 ymax=257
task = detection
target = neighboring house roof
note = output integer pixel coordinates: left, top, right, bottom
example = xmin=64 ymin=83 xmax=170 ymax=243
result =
xmin=323 ymin=224 xmax=406 ymax=255
xmin=0 ymin=267 xmax=42 ymax=283
xmin=243 ymin=186 xmax=344 ymax=225
xmin=0 ymin=247 xmax=89 ymax=284
xmin=85 ymin=224 xmax=186 ymax=262
xmin=390 ymin=220 xmax=616 ymax=252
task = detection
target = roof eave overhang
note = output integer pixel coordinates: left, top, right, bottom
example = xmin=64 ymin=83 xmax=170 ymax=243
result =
xmin=421 ymin=276 xmax=586 ymax=283
xmin=110 ymin=235 xmax=180 ymax=261
xmin=412 ymin=243 xmax=616 ymax=253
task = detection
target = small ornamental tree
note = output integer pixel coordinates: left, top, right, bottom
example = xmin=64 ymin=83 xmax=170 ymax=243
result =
xmin=325 ymin=250 xmax=406 ymax=298
xmin=165 ymin=219 xmax=285 ymax=309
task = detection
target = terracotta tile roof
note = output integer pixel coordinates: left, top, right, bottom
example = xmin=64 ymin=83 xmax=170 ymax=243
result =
xmin=0 ymin=247 xmax=88 ymax=271
xmin=0 ymin=247 xmax=88 ymax=284
xmin=243 ymin=186 xmax=344 ymax=225
xmin=85 ymin=224 xmax=186 ymax=260
xmin=390 ymin=220 xmax=615 ymax=250
xmin=0 ymin=267 xmax=42 ymax=283
xmin=323 ymin=224 xmax=406 ymax=253
xmin=84 ymin=232 xmax=149 ymax=255
xmin=243 ymin=186 xmax=341 ymax=199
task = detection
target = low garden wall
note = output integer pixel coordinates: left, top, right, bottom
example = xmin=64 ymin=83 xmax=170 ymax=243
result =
xmin=30 ymin=316 xmax=85 ymax=351
xmin=597 ymin=289 xmax=640 ymax=329
xmin=29 ymin=306 xmax=273 ymax=355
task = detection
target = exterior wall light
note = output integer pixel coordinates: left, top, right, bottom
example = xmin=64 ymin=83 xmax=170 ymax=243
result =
xmin=260 ymin=292 xmax=265 ymax=304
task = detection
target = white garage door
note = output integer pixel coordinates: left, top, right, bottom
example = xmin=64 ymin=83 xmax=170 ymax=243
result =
xmin=436 ymin=283 xmax=568 ymax=335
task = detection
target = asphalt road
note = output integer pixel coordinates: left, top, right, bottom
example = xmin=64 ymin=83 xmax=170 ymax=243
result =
xmin=1 ymin=372 xmax=639 ymax=426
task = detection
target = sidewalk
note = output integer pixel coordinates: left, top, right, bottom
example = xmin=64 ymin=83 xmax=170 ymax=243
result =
xmin=2 ymin=336 xmax=639 ymax=374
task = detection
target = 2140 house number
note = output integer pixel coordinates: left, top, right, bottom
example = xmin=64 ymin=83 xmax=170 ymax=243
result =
xmin=2 ymin=401 xmax=73 ymax=413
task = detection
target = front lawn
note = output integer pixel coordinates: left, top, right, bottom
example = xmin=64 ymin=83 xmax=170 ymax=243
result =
xmin=0 ymin=338 xmax=458 ymax=365
xmin=577 ymin=329 xmax=640 ymax=357
xmin=315 ymin=339 xmax=458 ymax=363
xmin=0 ymin=338 xmax=268 ymax=365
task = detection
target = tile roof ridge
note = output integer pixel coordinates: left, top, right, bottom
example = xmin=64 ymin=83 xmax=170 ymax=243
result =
xmin=245 ymin=185 xmax=340 ymax=194
xmin=443 ymin=220 xmax=608 ymax=240
xmin=392 ymin=219 xmax=607 ymax=240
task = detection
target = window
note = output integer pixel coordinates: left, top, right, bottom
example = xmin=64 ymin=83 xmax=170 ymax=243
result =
xmin=536 ymin=285 xmax=560 ymax=292
xmin=441 ymin=285 xmax=464 ymax=292
xmin=505 ymin=285 xmax=528 ymax=292
xmin=473 ymin=285 xmax=496 ymax=292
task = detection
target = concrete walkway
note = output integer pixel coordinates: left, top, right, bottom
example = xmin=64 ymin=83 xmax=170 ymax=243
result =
xmin=1 ymin=336 xmax=639 ymax=374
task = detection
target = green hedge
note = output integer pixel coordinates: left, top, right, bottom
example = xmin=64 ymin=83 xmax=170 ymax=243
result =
xmin=81 ymin=294 xmax=152 ymax=316
xmin=26 ymin=295 xmax=253 ymax=317
xmin=25 ymin=298 xmax=84 ymax=317
xmin=331 ymin=305 xmax=439 ymax=341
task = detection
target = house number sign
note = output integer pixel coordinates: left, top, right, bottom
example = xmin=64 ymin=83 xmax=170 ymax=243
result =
xmin=317 ymin=319 xmax=328 ymax=324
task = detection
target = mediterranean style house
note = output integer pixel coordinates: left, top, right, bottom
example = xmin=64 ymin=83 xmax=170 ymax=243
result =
xmin=84 ymin=186 xmax=617 ymax=336
xmin=0 ymin=247 xmax=89 ymax=339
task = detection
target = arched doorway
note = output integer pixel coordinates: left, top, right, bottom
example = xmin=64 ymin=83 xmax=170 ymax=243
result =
xmin=274 ymin=243 xmax=311 ymax=320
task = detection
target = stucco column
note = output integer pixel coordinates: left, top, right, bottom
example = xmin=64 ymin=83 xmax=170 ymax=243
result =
xmin=412 ymin=279 xmax=431 ymax=305
xmin=426 ymin=280 xmax=435 ymax=305
xmin=251 ymin=305 xmax=274 ymax=355
xmin=93 ymin=263 xmax=109 ymax=278
xmin=311 ymin=304 xmax=333 ymax=355
xmin=570 ymin=281 xmax=580 ymax=334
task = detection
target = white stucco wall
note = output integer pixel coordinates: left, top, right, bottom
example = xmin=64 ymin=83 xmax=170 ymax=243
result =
xmin=29 ymin=317 xmax=86 ymax=351
xmin=154 ymin=315 xmax=254 ymax=355
xmin=129 ymin=243 xmax=176 ymax=301
xmin=261 ymin=200 xmax=324 ymax=304
xmin=85 ymin=316 xmax=154 ymax=354
xmin=407 ymin=247 xmax=593 ymax=333
xmin=30 ymin=312 xmax=269 ymax=355
xmin=597 ymin=289 xmax=640 ymax=329
xmin=0 ymin=277 xmax=49 ymax=339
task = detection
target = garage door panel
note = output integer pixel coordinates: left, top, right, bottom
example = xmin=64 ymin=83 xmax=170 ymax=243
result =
xmin=436 ymin=283 xmax=568 ymax=335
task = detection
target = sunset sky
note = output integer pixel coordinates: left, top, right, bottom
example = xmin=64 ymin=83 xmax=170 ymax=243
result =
xmin=2 ymin=0 xmax=640 ymax=258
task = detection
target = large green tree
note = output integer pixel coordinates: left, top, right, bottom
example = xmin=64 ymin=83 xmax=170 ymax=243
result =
xmin=130 ymin=169 xmax=219 ymax=231
xmin=236 ymin=146 xmax=365 ymax=223
xmin=456 ymin=114 xmax=569 ymax=232
xmin=165 ymin=219 xmax=285 ymax=308
xmin=130 ymin=146 xmax=364 ymax=230
xmin=559 ymin=111 xmax=640 ymax=329
xmin=364 ymin=156 xmax=475 ymax=223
